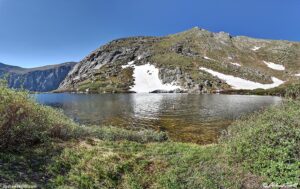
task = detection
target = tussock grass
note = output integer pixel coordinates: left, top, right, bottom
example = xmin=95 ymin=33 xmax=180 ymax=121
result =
xmin=86 ymin=126 xmax=168 ymax=143
xmin=48 ymin=141 xmax=243 ymax=189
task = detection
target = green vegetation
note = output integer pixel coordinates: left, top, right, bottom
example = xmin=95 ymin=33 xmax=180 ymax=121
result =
xmin=221 ymin=100 xmax=300 ymax=185
xmin=0 ymin=80 xmax=81 ymax=151
xmin=48 ymin=142 xmax=242 ymax=189
xmin=148 ymin=28 xmax=300 ymax=85
xmin=77 ymin=64 xmax=134 ymax=93
xmin=0 ymin=82 xmax=299 ymax=188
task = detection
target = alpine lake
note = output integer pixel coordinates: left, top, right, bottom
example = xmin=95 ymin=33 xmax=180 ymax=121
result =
xmin=34 ymin=93 xmax=282 ymax=144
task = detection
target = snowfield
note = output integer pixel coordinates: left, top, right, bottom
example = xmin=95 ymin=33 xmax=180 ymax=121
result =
xmin=122 ymin=62 xmax=181 ymax=93
xmin=199 ymin=67 xmax=284 ymax=90
xmin=121 ymin=61 xmax=135 ymax=69
xmin=204 ymin=56 xmax=215 ymax=61
xmin=251 ymin=46 xmax=261 ymax=51
xmin=263 ymin=61 xmax=285 ymax=71
xmin=230 ymin=62 xmax=241 ymax=67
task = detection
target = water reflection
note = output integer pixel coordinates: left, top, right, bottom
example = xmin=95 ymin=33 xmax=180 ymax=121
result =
xmin=34 ymin=93 xmax=282 ymax=144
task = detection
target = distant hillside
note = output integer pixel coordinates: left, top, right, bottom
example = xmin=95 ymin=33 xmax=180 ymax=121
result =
xmin=58 ymin=27 xmax=300 ymax=93
xmin=0 ymin=62 xmax=77 ymax=92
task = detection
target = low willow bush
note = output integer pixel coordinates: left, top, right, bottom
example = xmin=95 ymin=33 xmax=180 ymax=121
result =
xmin=0 ymin=84 xmax=82 ymax=151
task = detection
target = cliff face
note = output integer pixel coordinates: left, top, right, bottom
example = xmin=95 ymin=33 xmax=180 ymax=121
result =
xmin=0 ymin=62 xmax=77 ymax=92
xmin=59 ymin=37 xmax=159 ymax=93
xmin=59 ymin=27 xmax=300 ymax=93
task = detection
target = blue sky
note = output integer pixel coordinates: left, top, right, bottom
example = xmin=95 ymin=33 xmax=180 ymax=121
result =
xmin=0 ymin=0 xmax=299 ymax=68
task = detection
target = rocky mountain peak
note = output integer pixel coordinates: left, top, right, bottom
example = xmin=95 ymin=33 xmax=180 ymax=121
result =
xmin=58 ymin=28 xmax=300 ymax=94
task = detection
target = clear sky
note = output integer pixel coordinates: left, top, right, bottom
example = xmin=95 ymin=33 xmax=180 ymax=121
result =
xmin=0 ymin=0 xmax=299 ymax=68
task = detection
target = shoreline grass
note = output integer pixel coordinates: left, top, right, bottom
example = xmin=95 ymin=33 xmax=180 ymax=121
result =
xmin=0 ymin=81 xmax=299 ymax=188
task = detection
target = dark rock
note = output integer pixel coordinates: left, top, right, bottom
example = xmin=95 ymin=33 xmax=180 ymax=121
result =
xmin=150 ymin=89 xmax=185 ymax=93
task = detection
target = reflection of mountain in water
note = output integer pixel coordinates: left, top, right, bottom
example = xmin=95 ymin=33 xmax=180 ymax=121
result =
xmin=132 ymin=94 xmax=164 ymax=119
xmin=34 ymin=93 xmax=281 ymax=143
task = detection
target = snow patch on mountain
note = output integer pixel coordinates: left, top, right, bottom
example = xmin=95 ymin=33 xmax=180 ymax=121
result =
xmin=121 ymin=61 xmax=135 ymax=69
xmin=252 ymin=46 xmax=261 ymax=51
xmin=123 ymin=63 xmax=181 ymax=93
xmin=230 ymin=62 xmax=241 ymax=67
xmin=263 ymin=61 xmax=285 ymax=71
xmin=199 ymin=67 xmax=284 ymax=90
xmin=203 ymin=56 xmax=215 ymax=61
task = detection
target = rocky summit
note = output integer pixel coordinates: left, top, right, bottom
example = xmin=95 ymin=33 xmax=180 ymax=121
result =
xmin=0 ymin=62 xmax=76 ymax=92
xmin=58 ymin=27 xmax=300 ymax=93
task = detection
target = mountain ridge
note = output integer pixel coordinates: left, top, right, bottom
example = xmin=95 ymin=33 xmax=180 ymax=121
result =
xmin=0 ymin=62 xmax=77 ymax=92
xmin=57 ymin=27 xmax=300 ymax=93
xmin=0 ymin=62 xmax=76 ymax=74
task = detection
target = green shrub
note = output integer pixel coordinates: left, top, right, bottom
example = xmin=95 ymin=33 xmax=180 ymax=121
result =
xmin=0 ymin=83 xmax=81 ymax=151
xmin=221 ymin=100 xmax=300 ymax=184
xmin=284 ymin=81 xmax=300 ymax=99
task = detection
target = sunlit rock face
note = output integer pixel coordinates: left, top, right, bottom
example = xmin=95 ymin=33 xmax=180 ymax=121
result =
xmin=0 ymin=62 xmax=76 ymax=92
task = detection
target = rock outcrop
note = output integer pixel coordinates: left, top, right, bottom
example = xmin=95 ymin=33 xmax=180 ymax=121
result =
xmin=0 ymin=62 xmax=77 ymax=92
xmin=58 ymin=37 xmax=158 ymax=93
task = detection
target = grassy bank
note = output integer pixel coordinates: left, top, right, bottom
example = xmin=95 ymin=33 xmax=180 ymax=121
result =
xmin=0 ymin=82 xmax=299 ymax=188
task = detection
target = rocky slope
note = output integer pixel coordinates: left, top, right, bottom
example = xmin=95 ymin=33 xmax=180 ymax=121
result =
xmin=0 ymin=62 xmax=76 ymax=92
xmin=59 ymin=27 xmax=300 ymax=93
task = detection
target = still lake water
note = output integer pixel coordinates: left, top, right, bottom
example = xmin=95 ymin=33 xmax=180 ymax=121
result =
xmin=34 ymin=93 xmax=282 ymax=144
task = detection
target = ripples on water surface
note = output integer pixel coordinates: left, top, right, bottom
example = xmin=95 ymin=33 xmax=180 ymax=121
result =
xmin=34 ymin=93 xmax=281 ymax=144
